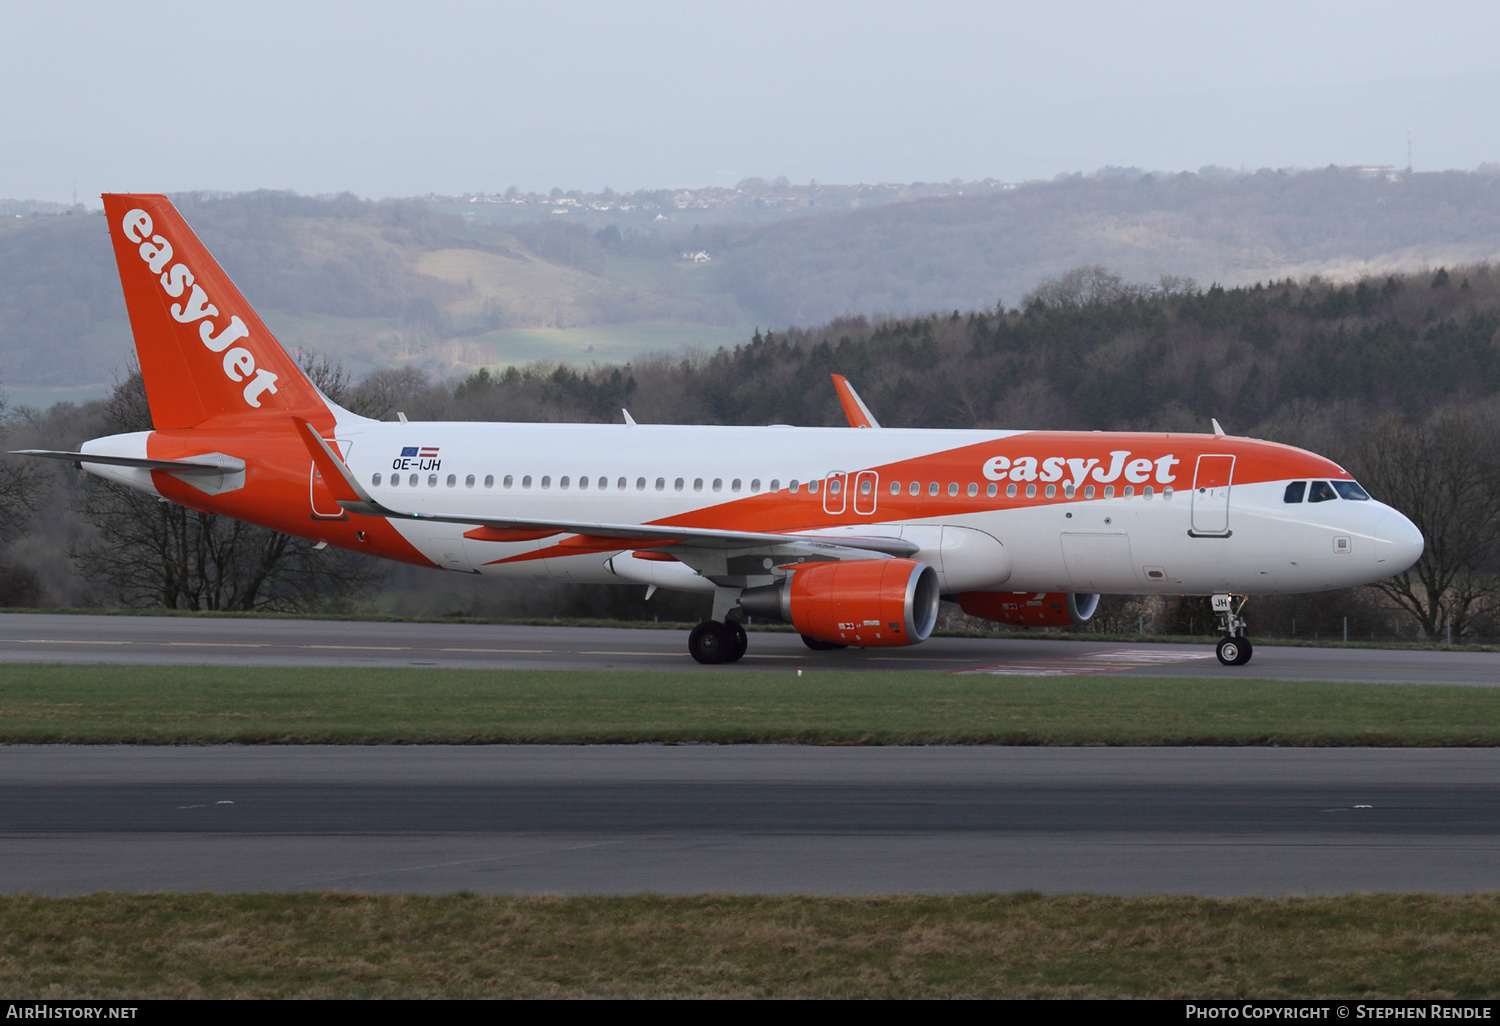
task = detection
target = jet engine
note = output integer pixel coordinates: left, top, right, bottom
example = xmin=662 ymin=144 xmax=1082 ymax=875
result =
xmin=956 ymin=591 xmax=1100 ymax=628
xmin=740 ymin=558 xmax=940 ymax=647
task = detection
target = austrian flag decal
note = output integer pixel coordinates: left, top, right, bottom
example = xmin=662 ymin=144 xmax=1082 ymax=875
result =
xmin=394 ymin=446 xmax=441 ymax=470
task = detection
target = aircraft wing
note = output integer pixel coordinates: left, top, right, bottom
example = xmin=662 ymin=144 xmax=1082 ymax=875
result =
xmin=293 ymin=419 xmax=917 ymax=559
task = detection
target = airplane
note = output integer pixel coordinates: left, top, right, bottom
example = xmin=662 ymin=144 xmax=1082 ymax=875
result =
xmin=16 ymin=194 xmax=1425 ymax=666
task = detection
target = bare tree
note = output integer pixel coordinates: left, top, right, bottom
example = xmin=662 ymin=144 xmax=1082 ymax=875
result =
xmin=0 ymin=387 xmax=43 ymax=604
xmin=71 ymin=357 xmax=388 ymax=612
xmin=1353 ymin=411 xmax=1500 ymax=638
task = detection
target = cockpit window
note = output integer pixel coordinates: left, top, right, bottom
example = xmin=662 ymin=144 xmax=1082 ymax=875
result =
xmin=1332 ymin=480 xmax=1371 ymax=501
xmin=1308 ymin=480 xmax=1338 ymax=503
xmin=1283 ymin=481 xmax=1307 ymax=503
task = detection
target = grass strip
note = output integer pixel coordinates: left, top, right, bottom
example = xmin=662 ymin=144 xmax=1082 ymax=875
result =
xmin=4 ymin=892 xmax=1499 ymax=998
xmin=2 ymin=664 xmax=1499 ymax=745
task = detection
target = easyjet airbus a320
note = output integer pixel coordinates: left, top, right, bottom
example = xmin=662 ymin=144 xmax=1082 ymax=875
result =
xmin=18 ymin=195 xmax=1425 ymax=665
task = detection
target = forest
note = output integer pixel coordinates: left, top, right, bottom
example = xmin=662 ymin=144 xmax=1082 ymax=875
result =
xmin=2 ymin=261 xmax=1497 ymax=641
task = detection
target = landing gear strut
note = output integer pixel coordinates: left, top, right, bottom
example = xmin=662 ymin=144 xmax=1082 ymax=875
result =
xmin=1212 ymin=594 xmax=1253 ymax=666
xmin=689 ymin=619 xmax=748 ymax=665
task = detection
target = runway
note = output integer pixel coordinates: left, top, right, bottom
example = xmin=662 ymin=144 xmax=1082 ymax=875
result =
xmin=3 ymin=746 xmax=1498 ymax=896
xmin=1 ymin=612 xmax=1495 ymax=683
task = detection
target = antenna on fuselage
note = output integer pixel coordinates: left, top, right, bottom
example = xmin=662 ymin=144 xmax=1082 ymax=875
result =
xmin=623 ymin=409 xmax=637 ymax=426
xmin=1211 ymin=418 xmax=1226 ymax=437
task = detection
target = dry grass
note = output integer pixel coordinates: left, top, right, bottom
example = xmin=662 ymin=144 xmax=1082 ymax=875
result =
xmin=4 ymin=893 xmax=1499 ymax=998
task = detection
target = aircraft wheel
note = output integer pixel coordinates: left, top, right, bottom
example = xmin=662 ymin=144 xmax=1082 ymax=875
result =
xmin=728 ymin=621 xmax=748 ymax=662
xmin=1234 ymin=636 xmax=1253 ymax=665
xmin=1216 ymin=636 xmax=1251 ymax=666
xmin=801 ymin=634 xmax=847 ymax=651
xmin=689 ymin=621 xmax=734 ymax=665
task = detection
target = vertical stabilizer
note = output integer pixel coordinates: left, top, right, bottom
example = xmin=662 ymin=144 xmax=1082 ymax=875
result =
xmin=102 ymin=194 xmax=331 ymax=429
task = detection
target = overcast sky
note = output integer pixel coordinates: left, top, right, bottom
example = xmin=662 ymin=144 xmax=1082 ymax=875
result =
xmin=4 ymin=0 xmax=1498 ymax=204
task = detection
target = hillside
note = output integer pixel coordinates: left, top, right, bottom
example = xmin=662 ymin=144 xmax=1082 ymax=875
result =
xmin=4 ymin=167 xmax=1500 ymax=395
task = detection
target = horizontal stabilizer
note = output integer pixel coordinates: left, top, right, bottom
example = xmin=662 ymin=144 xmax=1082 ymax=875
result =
xmin=11 ymin=450 xmax=245 ymax=475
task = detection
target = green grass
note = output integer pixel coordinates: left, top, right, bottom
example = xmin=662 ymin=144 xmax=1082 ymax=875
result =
xmin=3 ymin=664 xmax=1499 ymax=745
xmin=5 ymin=893 xmax=1500 ymax=998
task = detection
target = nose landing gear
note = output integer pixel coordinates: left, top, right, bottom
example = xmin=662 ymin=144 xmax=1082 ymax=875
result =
xmin=1212 ymin=594 xmax=1253 ymax=665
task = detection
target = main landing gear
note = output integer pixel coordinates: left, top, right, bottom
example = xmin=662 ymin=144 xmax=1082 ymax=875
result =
xmin=689 ymin=619 xmax=748 ymax=665
xmin=1212 ymin=593 xmax=1253 ymax=666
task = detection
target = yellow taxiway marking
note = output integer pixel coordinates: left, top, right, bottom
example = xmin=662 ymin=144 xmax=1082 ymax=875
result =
xmin=438 ymin=648 xmax=552 ymax=654
xmin=17 ymin=639 xmax=130 ymax=645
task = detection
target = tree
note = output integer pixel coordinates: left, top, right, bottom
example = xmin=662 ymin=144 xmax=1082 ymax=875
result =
xmin=70 ymin=357 xmax=388 ymax=612
xmin=1353 ymin=411 xmax=1500 ymax=638
xmin=0 ymin=386 xmax=43 ymax=604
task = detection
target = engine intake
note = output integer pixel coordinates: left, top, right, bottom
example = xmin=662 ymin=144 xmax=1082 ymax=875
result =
xmin=956 ymin=591 xmax=1100 ymax=628
xmin=740 ymin=558 xmax=940 ymax=647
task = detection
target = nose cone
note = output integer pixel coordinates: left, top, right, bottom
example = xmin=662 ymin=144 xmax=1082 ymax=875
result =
xmin=1373 ymin=511 xmax=1424 ymax=576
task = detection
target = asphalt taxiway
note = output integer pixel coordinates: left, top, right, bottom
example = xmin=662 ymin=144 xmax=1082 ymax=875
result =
xmin=0 ymin=612 xmax=1495 ymax=683
xmin=3 ymin=746 xmax=1498 ymax=896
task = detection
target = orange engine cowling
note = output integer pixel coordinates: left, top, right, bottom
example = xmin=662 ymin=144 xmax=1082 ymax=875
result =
xmin=956 ymin=591 xmax=1100 ymax=628
xmin=740 ymin=558 xmax=940 ymax=647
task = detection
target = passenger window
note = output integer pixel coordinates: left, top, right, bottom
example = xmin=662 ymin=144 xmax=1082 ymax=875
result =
xmin=428 ymin=474 xmax=438 ymax=487
xmin=863 ymin=479 xmax=875 ymax=496
xmin=713 ymin=478 xmax=723 ymax=492
xmin=1045 ymin=484 xmax=1056 ymax=497
xmin=540 ymin=476 xmax=551 ymax=489
xmin=655 ymin=477 xmax=665 ymax=491
xmin=909 ymin=481 xmax=920 ymax=496
xmin=674 ymin=478 xmax=684 ymax=491
xmin=1123 ymin=486 xmax=1133 ymax=498
xmin=809 ymin=480 xmax=819 ymax=494
xmin=693 ymin=478 xmax=703 ymax=492
xmin=522 ymin=475 xmax=532 ymax=488
xmin=1332 ymin=480 xmax=1371 ymax=501
xmin=928 ymin=482 xmax=939 ymax=496
xmin=465 ymin=475 xmax=475 ymax=488
xmin=1064 ymin=485 xmax=1076 ymax=499
xmin=560 ymin=476 xmax=570 ymax=489
xmin=966 ymin=483 xmax=977 ymax=497
xmin=446 ymin=474 xmax=456 ymax=487
xmin=750 ymin=479 xmax=760 ymax=493
xmin=1025 ymin=484 xmax=1037 ymax=498
xmin=636 ymin=477 xmax=645 ymax=490
xmin=372 ymin=473 xmax=382 ymax=486
xmin=890 ymin=481 xmax=901 ymax=495
xmin=789 ymin=480 xmax=799 ymax=492
xmin=769 ymin=479 xmax=779 ymax=492
xmin=1006 ymin=483 xmax=1017 ymax=498
xmin=578 ymin=477 xmax=588 ymax=490
xmin=1103 ymin=485 xmax=1113 ymax=499
xmin=1308 ymin=480 xmax=1338 ymax=503
xmin=731 ymin=479 xmax=741 ymax=492
xmin=1284 ymin=481 xmax=1307 ymax=503
xmin=829 ymin=479 xmax=840 ymax=495
xmin=1143 ymin=486 xmax=1153 ymax=499
xmin=987 ymin=483 xmax=997 ymax=497
xmin=408 ymin=474 xmax=418 ymax=487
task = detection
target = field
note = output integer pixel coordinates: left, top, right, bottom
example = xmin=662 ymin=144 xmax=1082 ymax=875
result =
xmin=2 ymin=663 xmax=1498 ymax=745
xmin=6 ymin=893 xmax=1499 ymax=998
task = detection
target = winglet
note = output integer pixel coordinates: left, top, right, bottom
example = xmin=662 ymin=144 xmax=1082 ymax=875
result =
xmin=831 ymin=374 xmax=881 ymax=429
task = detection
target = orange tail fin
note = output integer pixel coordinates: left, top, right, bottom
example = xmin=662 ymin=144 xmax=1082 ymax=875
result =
xmin=103 ymin=194 xmax=330 ymax=429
